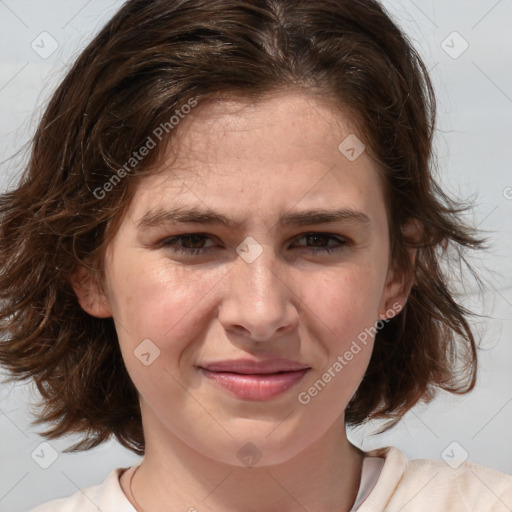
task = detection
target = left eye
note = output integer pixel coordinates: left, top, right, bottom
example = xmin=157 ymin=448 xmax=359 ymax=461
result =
xmin=292 ymin=233 xmax=348 ymax=254
xmin=161 ymin=232 xmax=348 ymax=256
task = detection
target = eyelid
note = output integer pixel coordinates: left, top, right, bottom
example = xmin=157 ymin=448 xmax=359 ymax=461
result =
xmin=158 ymin=232 xmax=218 ymax=249
xmin=292 ymin=232 xmax=349 ymax=245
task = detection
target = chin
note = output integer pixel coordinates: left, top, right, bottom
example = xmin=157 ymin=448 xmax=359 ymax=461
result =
xmin=197 ymin=425 xmax=318 ymax=468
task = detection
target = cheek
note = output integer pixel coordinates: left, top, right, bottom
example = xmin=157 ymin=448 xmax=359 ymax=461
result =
xmin=294 ymin=271 xmax=378 ymax=425
xmin=304 ymin=263 xmax=384 ymax=341
xmin=109 ymin=255 xmax=225 ymax=357
xmin=108 ymin=258 xmax=227 ymax=413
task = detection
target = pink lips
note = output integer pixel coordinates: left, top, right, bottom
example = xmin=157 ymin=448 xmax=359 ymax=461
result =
xmin=198 ymin=359 xmax=311 ymax=401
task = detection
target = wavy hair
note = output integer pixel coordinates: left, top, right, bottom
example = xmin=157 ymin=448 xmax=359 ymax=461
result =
xmin=0 ymin=0 xmax=485 ymax=455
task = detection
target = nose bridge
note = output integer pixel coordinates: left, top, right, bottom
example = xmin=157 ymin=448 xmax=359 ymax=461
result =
xmin=219 ymin=240 xmax=296 ymax=340
xmin=237 ymin=240 xmax=285 ymax=307
xmin=243 ymin=244 xmax=280 ymax=297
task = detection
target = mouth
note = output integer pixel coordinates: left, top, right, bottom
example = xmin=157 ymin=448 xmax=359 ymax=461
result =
xmin=197 ymin=364 xmax=311 ymax=401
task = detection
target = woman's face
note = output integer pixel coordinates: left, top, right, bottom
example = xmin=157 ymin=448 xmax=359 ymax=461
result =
xmin=76 ymin=91 xmax=409 ymax=466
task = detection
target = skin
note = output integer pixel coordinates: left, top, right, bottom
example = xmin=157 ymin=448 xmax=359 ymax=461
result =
xmin=73 ymin=89 xmax=416 ymax=512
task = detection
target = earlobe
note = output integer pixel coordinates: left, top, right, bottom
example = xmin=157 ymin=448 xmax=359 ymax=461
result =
xmin=70 ymin=265 xmax=112 ymax=318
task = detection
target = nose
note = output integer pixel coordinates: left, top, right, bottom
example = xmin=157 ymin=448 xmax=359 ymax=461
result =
xmin=217 ymin=244 xmax=299 ymax=342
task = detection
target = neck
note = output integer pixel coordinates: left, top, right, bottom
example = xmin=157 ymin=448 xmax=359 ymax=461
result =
xmin=121 ymin=405 xmax=364 ymax=512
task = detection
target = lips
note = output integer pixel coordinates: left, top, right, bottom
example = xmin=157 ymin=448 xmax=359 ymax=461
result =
xmin=198 ymin=359 xmax=311 ymax=401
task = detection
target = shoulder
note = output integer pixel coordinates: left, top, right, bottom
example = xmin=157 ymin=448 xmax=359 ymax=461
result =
xmin=358 ymin=446 xmax=512 ymax=512
xmin=26 ymin=467 xmax=136 ymax=512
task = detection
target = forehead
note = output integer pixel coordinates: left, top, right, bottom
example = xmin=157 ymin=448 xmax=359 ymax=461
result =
xmin=122 ymin=90 xmax=387 ymax=232
xmin=169 ymin=91 xmax=357 ymax=166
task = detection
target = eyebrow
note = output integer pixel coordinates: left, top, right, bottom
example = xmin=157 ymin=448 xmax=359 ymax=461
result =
xmin=137 ymin=206 xmax=371 ymax=230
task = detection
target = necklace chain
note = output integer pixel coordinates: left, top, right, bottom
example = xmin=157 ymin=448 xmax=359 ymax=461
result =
xmin=128 ymin=465 xmax=145 ymax=512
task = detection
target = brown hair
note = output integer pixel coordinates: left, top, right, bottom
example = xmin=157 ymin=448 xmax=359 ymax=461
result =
xmin=0 ymin=0 xmax=485 ymax=456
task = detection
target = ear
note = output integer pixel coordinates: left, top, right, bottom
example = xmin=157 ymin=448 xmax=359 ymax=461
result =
xmin=378 ymin=219 xmax=422 ymax=319
xmin=70 ymin=264 xmax=112 ymax=318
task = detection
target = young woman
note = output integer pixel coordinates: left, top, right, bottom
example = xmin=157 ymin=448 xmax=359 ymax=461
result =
xmin=1 ymin=0 xmax=511 ymax=511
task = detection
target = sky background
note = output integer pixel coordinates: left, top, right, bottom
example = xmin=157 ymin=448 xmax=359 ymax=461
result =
xmin=0 ymin=1 xmax=511 ymax=511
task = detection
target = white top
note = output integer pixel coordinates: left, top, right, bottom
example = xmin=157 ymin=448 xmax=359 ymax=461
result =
xmin=27 ymin=446 xmax=512 ymax=511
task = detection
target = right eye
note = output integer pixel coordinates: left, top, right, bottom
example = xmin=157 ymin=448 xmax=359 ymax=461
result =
xmin=161 ymin=234 xmax=217 ymax=255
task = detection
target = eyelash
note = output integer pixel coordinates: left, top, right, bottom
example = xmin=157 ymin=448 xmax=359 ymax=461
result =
xmin=160 ymin=232 xmax=349 ymax=256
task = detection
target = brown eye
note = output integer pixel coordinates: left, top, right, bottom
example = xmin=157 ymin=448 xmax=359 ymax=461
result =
xmin=161 ymin=234 xmax=215 ymax=255
xmin=292 ymin=233 xmax=348 ymax=254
